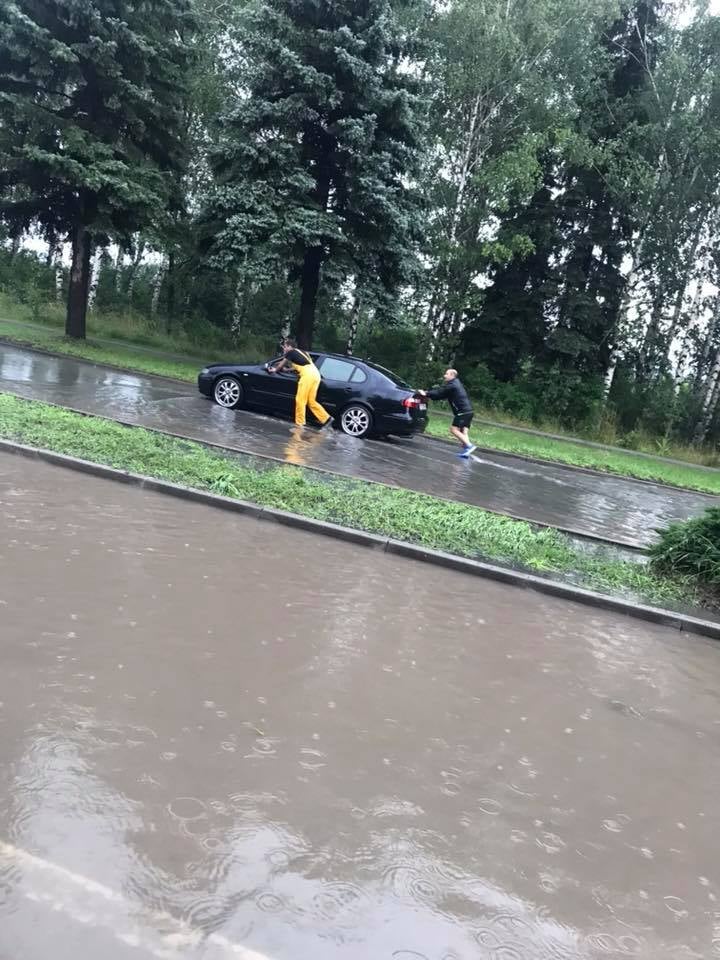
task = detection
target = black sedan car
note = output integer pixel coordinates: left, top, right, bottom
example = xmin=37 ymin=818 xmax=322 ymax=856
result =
xmin=198 ymin=352 xmax=428 ymax=439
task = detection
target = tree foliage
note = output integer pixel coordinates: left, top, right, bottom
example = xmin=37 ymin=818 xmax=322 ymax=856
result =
xmin=0 ymin=0 xmax=196 ymax=336
xmin=203 ymin=0 xmax=428 ymax=347
xmin=4 ymin=0 xmax=720 ymax=445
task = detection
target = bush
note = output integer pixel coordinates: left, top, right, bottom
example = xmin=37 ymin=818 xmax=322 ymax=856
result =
xmin=649 ymin=508 xmax=720 ymax=594
xmin=460 ymin=359 xmax=604 ymax=428
xmin=0 ymin=247 xmax=56 ymax=305
xmin=354 ymin=323 xmax=445 ymax=387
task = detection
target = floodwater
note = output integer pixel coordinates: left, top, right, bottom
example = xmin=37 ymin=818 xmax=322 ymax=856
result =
xmin=1 ymin=341 xmax=718 ymax=547
xmin=1 ymin=453 xmax=719 ymax=959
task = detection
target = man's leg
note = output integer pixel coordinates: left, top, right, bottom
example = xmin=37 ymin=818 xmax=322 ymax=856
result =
xmin=295 ymin=377 xmax=310 ymax=426
xmin=306 ymin=378 xmax=332 ymax=427
xmin=450 ymin=425 xmax=466 ymax=448
xmin=460 ymin=418 xmax=476 ymax=457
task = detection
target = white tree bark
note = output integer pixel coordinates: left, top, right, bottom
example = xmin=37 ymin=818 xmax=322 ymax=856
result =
xmin=430 ymin=94 xmax=485 ymax=346
xmin=54 ymin=246 xmax=64 ymax=302
xmin=45 ymin=237 xmax=64 ymax=302
xmin=151 ymin=254 xmax=169 ymax=316
xmin=87 ymin=247 xmax=102 ymax=312
xmin=346 ymin=289 xmax=361 ymax=356
xmin=126 ymin=239 xmax=145 ymax=302
xmin=603 ymin=356 xmax=618 ymax=398
xmin=114 ymin=247 xmax=124 ymax=292
xmin=694 ymin=298 xmax=720 ymax=443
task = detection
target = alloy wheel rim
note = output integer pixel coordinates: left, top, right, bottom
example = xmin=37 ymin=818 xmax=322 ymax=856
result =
xmin=215 ymin=379 xmax=240 ymax=407
xmin=342 ymin=407 xmax=370 ymax=436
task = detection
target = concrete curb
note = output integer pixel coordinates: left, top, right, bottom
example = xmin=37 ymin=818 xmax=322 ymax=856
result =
xmin=0 ymin=391 xmax=644 ymax=552
xmin=1 ymin=437 xmax=718 ymax=641
xmin=1 ymin=335 xmax=717 ymax=499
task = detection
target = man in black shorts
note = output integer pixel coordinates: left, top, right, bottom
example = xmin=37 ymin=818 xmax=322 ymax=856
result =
xmin=420 ymin=369 xmax=476 ymax=458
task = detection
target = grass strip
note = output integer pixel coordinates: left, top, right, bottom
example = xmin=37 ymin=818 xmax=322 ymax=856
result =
xmin=0 ymin=392 xmax=700 ymax=610
xmin=0 ymin=320 xmax=203 ymax=382
xmin=424 ymin=412 xmax=720 ymax=495
xmin=2 ymin=315 xmax=720 ymax=495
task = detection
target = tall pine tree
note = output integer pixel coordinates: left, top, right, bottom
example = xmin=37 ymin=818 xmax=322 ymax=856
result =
xmin=205 ymin=0 xmax=428 ymax=348
xmin=0 ymin=0 xmax=195 ymax=338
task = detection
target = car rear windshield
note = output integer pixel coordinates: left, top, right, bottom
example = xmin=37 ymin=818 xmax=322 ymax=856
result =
xmin=366 ymin=362 xmax=411 ymax=390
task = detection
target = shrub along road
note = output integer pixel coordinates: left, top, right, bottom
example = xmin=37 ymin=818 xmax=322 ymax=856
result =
xmin=0 ymin=340 xmax=717 ymax=548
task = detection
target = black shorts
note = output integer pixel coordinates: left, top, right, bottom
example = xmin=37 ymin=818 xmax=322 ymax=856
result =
xmin=452 ymin=412 xmax=473 ymax=429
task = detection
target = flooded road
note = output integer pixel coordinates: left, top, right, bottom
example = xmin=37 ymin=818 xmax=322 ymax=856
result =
xmin=1 ymin=452 xmax=720 ymax=959
xmin=1 ymin=342 xmax=718 ymax=547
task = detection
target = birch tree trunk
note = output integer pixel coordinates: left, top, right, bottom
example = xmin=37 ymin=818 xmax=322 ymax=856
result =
xmin=87 ymin=246 xmax=102 ymax=312
xmin=114 ymin=247 xmax=124 ymax=293
xmin=151 ymin=254 xmax=168 ymax=316
xmin=694 ymin=298 xmax=720 ymax=444
xmin=346 ymin=291 xmax=361 ymax=356
xmin=126 ymin=239 xmax=145 ymax=302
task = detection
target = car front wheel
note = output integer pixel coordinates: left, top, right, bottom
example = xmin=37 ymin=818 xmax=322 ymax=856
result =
xmin=213 ymin=376 xmax=243 ymax=409
xmin=340 ymin=404 xmax=373 ymax=438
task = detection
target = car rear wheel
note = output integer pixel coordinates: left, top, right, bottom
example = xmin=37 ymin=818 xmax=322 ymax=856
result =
xmin=213 ymin=376 xmax=243 ymax=409
xmin=340 ymin=404 xmax=373 ymax=438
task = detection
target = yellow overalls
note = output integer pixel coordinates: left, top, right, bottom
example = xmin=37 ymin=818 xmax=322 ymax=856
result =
xmin=288 ymin=350 xmax=331 ymax=427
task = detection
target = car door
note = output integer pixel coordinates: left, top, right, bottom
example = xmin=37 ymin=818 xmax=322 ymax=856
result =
xmin=235 ymin=362 xmax=277 ymax=406
xmin=248 ymin=357 xmax=297 ymax=414
xmin=316 ymin=356 xmax=362 ymax=413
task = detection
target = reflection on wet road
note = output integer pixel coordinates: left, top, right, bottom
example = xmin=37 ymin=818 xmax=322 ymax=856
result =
xmin=1 ymin=453 xmax=720 ymax=959
xmin=1 ymin=341 xmax=718 ymax=546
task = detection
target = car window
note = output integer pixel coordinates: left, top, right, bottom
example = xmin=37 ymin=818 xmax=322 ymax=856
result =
xmin=318 ymin=357 xmax=355 ymax=382
xmin=350 ymin=366 xmax=367 ymax=384
xmin=266 ymin=357 xmax=296 ymax=376
xmin=365 ymin=362 xmax=411 ymax=390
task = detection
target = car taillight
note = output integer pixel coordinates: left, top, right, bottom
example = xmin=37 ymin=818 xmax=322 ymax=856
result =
xmin=403 ymin=396 xmax=421 ymax=409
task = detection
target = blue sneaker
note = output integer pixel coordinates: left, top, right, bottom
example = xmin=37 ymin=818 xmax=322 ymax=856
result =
xmin=458 ymin=444 xmax=476 ymax=458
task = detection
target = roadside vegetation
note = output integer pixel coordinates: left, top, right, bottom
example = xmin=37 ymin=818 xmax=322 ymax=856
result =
xmin=0 ymin=392 xmax=704 ymax=611
xmin=424 ymin=413 xmax=720 ymax=494
xmin=650 ymin=509 xmax=720 ymax=601
xmin=4 ymin=1 xmax=720 ymax=476
xmin=2 ymin=301 xmax=720 ymax=495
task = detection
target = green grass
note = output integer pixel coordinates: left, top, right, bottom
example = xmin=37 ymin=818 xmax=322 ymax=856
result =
xmin=426 ymin=411 xmax=720 ymax=494
xmin=0 ymin=291 xmax=270 ymax=375
xmin=2 ymin=295 xmax=720 ymax=493
xmin=0 ymin=392 xmax=703 ymax=610
xmin=649 ymin=508 xmax=720 ymax=597
xmin=0 ymin=318 xmax=204 ymax=381
xmin=424 ymin=390 xmax=720 ymax=467
xmin=0 ymin=290 xmax=246 ymax=358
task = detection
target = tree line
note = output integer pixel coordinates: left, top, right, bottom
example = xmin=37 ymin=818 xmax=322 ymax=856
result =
xmin=3 ymin=0 xmax=720 ymax=444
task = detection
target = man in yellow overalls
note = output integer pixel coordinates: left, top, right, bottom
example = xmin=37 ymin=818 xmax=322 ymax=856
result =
xmin=268 ymin=339 xmax=333 ymax=428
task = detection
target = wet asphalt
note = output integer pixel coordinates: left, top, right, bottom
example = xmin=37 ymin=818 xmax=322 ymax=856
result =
xmin=2 ymin=453 xmax=720 ymax=959
xmin=0 ymin=341 xmax=717 ymax=547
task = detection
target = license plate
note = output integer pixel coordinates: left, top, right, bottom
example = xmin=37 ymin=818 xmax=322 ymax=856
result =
xmin=418 ymin=403 xmax=427 ymax=411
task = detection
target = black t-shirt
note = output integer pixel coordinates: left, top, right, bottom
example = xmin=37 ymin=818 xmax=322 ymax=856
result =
xmin=427 ymin=378 xmax=473 ymax=415
xmin=285 ymin=349 xmax=311 ymax=366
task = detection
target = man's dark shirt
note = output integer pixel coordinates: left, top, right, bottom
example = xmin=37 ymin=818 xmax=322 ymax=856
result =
xmin=285 ymin=349 xmax=311 ymax=366
xmin=427 ymin=378 xmax=473 ymax=415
